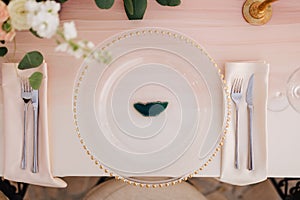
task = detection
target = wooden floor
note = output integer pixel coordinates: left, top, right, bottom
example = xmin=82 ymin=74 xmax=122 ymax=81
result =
xmin=23 ymin=177 xmax=281 ymax=200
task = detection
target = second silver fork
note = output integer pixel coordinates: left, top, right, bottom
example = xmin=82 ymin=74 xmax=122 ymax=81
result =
xmin=231 ymin=77 xmax=243 ymax=169
xmin=21 ymin=77 xmax=32 ymax=169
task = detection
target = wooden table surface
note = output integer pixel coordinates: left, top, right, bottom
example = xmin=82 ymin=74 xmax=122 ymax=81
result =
xmin=0 ymin=0 xmax=300 ymax=178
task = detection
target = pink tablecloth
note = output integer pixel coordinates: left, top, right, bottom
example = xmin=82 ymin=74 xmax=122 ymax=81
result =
xmin=0 ymin=0 xmax=300 ymax=183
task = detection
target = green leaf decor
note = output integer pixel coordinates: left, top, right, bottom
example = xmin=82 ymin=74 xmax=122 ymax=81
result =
xmin=124 ymin=0 xmax=134 ymax=15
xmin=124 ymin=0 xmax=147 ymax=20
xmin=29 ymin=72 xmax=43 ymax=90
xmin=0 ymin=47 xmax=8 ymax=57
xmin=18 ymin=51 xmax=44 ymax=70
xmin=156 ymin=0 xmax=181 ymax=6
xmin=95 ymin=0 xmax=114 ymax=9
xmin=134 ymin=101 xmax=168 ymax=117
xmin=96 ymin=0 xmax=180 ymax=20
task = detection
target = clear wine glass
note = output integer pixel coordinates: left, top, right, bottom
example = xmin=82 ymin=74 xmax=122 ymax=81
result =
xmin=287 ymin=67 xmax=300 ymax=113
xmin=268 ymin=90 xmax=289 ymax=112
xmin=268 ymin=75 xmax=289 ymax=112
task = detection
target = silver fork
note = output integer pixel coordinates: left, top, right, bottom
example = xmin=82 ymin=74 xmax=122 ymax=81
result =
xmin=21 ymin=77 xmax=32 ymax=169
xmin=231 ymin=77 xmax=243 ymax=169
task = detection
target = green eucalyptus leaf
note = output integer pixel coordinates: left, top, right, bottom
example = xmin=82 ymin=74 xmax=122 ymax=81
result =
xmin=18 ymin=51 xmax=44 ymax=70
xmin=124 ymin=0 xmax=134 ymax=15
xmin=156 ymin=0 xmax=181 ymax=6
xmin=55 ymin=0 xmax=68 ymax=3
xmin=2 ymin=21 xmax=11 ymax=33
xmin=134 ymin=101 xmax=168 ymax=117
xmin=29 ymin=72 xmax=43 ymax=90
xmin=124 ymin=0 xmax=147 ymax=20
xmin=30 ymin=28 xmax=43 ymax=38
xmin=95 ymin=0 xmax=114 ymax=9
xmin=0 ymin=47 xmax=8 ymax=57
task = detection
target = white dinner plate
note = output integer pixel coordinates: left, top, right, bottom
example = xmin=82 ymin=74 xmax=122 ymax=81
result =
xmin=73 ymin=28 xmax=228 ymax=180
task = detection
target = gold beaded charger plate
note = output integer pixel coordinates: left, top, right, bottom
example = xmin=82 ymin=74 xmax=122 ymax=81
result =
xmin=73 ymin=28 xmax=230 ymax=186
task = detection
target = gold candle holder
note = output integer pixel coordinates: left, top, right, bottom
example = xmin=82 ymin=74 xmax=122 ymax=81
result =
xmin=243 ymin=0 xmax=278 ymax=25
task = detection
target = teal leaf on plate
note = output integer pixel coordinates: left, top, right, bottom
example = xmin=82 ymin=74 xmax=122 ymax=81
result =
xmin=134 ymin=101 xmax=168 ymax=117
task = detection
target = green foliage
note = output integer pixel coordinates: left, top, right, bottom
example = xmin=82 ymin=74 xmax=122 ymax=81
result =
xmin=124 ymin=0 xmax=147 ymax=20
xmin=134 ymin=102 xmax=168 ymax=117
xmin=18 ymin=52 xmax=44 ymax=89
xmin=95 ymin=0 xmax=114 ymax=9
xmin=30 ymin=28 xmax=43 ymax=38
xmin=0 ymin=47 xmax=8 ymax=57
xmin=55 ymin=0 xmax=68 ymax=3
xmin=18 ymin=51 xmax=44 ymax=70
xmin=123 ymin=0 xmax=133 ymax=15
xmin=156 ymin=0 xmax=181 ymax=6
xmin=29 ymin=72 xmax=43 ymax=90
xmin=2 ymin=21 xmax=12 ymax=33
xmin=96 ymin=0 xmax=180 ymax=20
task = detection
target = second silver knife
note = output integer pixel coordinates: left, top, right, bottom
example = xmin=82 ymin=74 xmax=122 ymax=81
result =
xmin=31 ymin=89 xmax=39 ymax=173
xmin=246 ymin=74 xmax=254 ymax=171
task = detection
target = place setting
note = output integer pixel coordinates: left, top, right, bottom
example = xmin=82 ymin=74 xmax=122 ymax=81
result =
xmin=0 ymin=0 xmax=299 ymax=199
xmin=0 ymin=27 xmax=272 ymax=188
xmin=221 ymin=61 xmax=269 ymax=185
xmin=68 ymin=26 xmax=278 ymax=187
xmin=1 ymin=62 xmax=66 ymax=187
xmin=72 ymin=28 xmax=231 ymax=187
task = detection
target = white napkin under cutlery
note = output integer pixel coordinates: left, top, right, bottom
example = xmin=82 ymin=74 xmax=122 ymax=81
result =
xmin=219 ymin=61 xmax=269 ymax=186
xmin=1 ymin=63 xmax=66 ymax=187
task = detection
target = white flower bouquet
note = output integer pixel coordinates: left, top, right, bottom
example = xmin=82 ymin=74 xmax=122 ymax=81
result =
xmin=0 ymin=0 xmax=180 ymax=88
xmin=0 ymin=0 xmax=110 ymax=88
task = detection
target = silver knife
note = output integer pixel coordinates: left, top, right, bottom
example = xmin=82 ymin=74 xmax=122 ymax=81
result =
xmin=31 ymin=89 xmax=39 ymax=173
xmin=246 ymin=74 xmax=254 ymax=171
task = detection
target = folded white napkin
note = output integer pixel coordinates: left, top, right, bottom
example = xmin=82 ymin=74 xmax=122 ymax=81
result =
xmin=219 ymin=61 xmax=269 ymax=186
xmin=1 ymin=63 xmax=66 ymax=187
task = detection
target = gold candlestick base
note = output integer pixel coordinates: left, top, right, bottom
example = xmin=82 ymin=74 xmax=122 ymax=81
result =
xmin=243 ymin=0 xmax=277 ymax=25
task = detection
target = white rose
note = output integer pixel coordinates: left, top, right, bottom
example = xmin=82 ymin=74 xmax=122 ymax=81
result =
xmin=26 ymin=0 xmax=60 ymax=39
xmin=25 ymin=0 xmax=39 ymax=12
xmin=40 ymin=0 xmax=60 ymax=14
xmin=63 ymin=22 xmax=77 ymax=41
xmin=7 ymin=0 xmax=31 ymax=30
xmin=30 ymin=12 xmax=59 ymax=38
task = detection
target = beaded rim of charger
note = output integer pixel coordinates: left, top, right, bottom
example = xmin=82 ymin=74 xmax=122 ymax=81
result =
xmin=72 ymin=28 xmax=231 ymax=188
